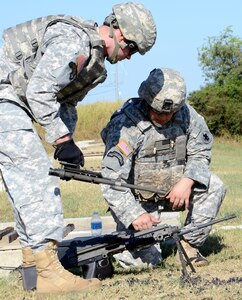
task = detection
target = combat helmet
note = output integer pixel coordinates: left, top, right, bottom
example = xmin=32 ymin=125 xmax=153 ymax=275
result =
xmin=138 ymin=68 xmax=186 ymax=113
xmin=104 ymin=2 xmax=156 ymax=61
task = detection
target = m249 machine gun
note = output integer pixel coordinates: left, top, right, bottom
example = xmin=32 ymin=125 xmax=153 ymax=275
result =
xmin=49 ymin=163 xmax=236 ymax=284
xmin=59 ymin=214 xmax=236 ymax=285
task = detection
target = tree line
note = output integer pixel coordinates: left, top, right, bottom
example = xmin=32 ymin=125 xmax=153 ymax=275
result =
xmin=187 ymin=27 xmax=242 ymax=137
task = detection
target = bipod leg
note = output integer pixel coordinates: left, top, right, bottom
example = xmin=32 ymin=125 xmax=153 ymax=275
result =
xmin=173 ymin=233 xmax=195 ymax=287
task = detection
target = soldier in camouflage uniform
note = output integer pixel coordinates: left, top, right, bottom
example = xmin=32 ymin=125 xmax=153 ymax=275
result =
xmin=0 ymin=2 xmax=156 ymax=295
xmin=101 ymin=68 xmax=226 ymax=270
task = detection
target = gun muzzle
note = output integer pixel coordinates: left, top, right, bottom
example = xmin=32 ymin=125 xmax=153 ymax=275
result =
xmin=49 ymin=168 xmax=66 ymax=180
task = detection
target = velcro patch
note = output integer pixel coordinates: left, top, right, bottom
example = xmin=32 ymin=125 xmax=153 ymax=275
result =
xmin=116 ymin=139 xmax=133 ymax=157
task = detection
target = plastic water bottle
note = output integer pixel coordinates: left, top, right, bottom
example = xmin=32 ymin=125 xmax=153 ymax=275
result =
xmin=91 ymin=212 xmax=102 ymax=236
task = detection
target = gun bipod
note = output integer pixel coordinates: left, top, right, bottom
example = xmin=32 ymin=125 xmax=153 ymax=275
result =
xmin=173 ymin=233 xmax=196 ymax=287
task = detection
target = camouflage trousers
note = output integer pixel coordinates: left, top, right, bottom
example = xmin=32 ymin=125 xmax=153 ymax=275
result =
xmin=111 ymin=173 xmax=226 ymax=269
xmin=183 ymin=173 xmax=226 ymax=246
xmin=0 ymin=101 xmax=64 ymax=251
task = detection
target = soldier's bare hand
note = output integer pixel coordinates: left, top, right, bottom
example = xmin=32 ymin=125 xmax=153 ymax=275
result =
xmin=132 ymin=213 xmax=160 ymax=231
xmin=166 ymin=177 xmax=195 ymax=210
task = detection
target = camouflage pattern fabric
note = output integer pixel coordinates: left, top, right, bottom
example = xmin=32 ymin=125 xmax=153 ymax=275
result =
xmin=183 ymin=173 xmax=226 ymax=246
xmin=0 ymin=15 xmax=105 ymax=251
xmin=1 ymin=19 xmax=104 ymax=143
xmin=138 ymin=68 xmax=186 ymax=113
xmin=0 ymin=102 xmax=64 ymax=251
xmin=112 ymin=2 xmax=157 ymax=55
xmin=101 ymin=98 xmax=226 ymax=268
xmin=111 ymin=203 xmax=162 ymax=269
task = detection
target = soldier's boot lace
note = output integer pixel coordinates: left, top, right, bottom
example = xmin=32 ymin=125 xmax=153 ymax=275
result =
xmin=34 ymin=241 xmax=101 ymax=296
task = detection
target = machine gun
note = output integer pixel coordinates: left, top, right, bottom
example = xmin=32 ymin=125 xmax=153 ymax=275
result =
xmin=49 ymin=162 xmax=179 ymax=210
xmin=49 ymin=164 xmax=236 ymax=283
xmin=49 ymin=162 xmax=167 ymax=196
xmin=59 ymin=214 xmax=236 ymax=285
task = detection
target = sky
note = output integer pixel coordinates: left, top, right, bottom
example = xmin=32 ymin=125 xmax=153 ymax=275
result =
xmin=0 ymin=0 xmax=241 ymax=103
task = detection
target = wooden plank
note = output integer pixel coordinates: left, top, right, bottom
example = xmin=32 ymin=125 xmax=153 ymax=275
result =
xmin=5 ymin=230 xmax=19 ymax=243
xmin=63 ymin=224 xmax=75 ymax=237
xmin=0 ymin=229 xmax=18 ymax=245
xmin=0 ymin=227 xmax=14 ymax=240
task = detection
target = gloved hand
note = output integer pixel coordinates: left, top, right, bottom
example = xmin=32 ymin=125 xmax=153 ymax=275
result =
xmin=54 ymin=139 xmax=84 ymax=167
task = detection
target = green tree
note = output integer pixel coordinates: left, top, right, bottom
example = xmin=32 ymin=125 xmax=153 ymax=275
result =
xmin=198 ymin=27 xmax=242 ymax=84
xmin=188 ymin=27 xmax=242 ymax=137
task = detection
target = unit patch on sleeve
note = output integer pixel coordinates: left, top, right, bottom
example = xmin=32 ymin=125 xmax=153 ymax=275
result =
xmin=202 ymin=131 xmax=212 ymax=144
xmin=116 ymin=139 xmax=133 ymax=157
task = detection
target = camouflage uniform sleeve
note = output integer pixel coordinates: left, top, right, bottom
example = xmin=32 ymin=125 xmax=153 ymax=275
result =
xmin=25 ymin=22 xmax=90 ymax=143
xmin=101 ymin=115 xmax=147 ymax=228
xmin=184 ymin=104 xmax=214 ymax=190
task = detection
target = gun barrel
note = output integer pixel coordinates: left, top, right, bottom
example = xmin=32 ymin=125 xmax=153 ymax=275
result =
xmin=179 ymin=214 xmax=236 ymax=236
xmin=49 ymin=168 xmax=66 ymax=179
xmin=49 ymin=167 xmax=166 ymax=196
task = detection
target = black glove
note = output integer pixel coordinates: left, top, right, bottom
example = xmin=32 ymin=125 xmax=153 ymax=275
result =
xmin=54 ymin=139 xmax=84 ymax=167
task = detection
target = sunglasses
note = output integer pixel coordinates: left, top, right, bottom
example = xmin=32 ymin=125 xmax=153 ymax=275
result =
xmin=125 ymin=40 xmax=138 ymax=55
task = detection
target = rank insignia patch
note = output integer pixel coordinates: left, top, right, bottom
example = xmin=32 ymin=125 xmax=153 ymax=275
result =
xmin=117 ymin=139 xmax=133 ymax=157
xmin=107 ymin=151 xmax=124 ymax=166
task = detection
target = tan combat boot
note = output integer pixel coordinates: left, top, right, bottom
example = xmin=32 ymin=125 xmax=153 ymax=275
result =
xmin=21 ymin=247 xmax=37 ymax=291
xmin=22 ymin=247 xmax=35 ymax=267
xmin=34 ymin=241 xmax=101 ymax=296
xmin=178 ymin=240 xmax=209 ymax=267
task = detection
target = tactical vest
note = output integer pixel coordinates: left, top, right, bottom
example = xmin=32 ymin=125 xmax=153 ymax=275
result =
xmin=2 ymin=15 xmax=107 ymax=104
xmin=122 ymin=99 xmax=189 ymax=200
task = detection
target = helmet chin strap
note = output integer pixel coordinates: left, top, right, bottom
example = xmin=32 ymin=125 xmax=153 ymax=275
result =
xmin=107 ymin=24 xmax=127 ymax=64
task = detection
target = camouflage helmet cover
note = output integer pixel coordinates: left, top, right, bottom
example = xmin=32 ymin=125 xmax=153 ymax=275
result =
xmin=138 ymin=68 xmax=187 ymax=113
xmin=105 ymin=2 xmax=157 ymax=55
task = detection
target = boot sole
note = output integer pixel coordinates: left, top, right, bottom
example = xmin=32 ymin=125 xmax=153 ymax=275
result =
xmin=36 ymin=283 xmax=101 ymax=299
xmin=37 ymin=291 xmax=81 ymax=300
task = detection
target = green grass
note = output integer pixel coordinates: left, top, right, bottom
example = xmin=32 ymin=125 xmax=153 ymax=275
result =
xmin=0 ymin=228 xmax=241 ymax=299
xmin=74 ymin=100 xmax=124 ymax=141
xmin=210 ymin=138 xmax=242 ymax=222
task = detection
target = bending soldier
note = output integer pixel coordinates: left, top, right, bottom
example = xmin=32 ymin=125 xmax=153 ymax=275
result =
xmin=101 ymin=67 xmax=226 ymax=270
xmin=0 ymin=2 xmax=156 ymax=295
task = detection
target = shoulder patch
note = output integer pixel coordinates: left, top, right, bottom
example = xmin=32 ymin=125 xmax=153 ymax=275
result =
xmin=202 ymin=131 xmax=212 ymax=144
xmin=116 ymin=139 xmax=133 ymax=157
